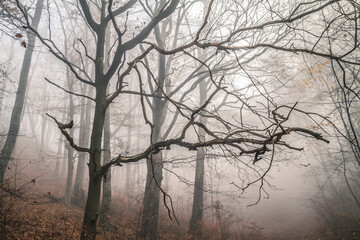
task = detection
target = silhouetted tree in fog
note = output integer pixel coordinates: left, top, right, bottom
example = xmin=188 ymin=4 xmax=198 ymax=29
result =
xmin=0 ymin=0 xmax=44 ymax=183
xmin=8 ymin=1 xmax=360 ymax=240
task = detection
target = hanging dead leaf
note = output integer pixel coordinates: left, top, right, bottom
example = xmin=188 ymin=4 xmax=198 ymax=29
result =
xmin=15 ymin=33 xmax=23 ymax=38
xmin=20 ymin=41 xmax=26 ymax=48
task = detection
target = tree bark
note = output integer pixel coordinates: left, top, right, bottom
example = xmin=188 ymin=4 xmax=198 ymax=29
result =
xmin=80 ymin=3 xmax=108 ymax=235
xmin=140 ymin=152 xmax=163 ymax=240
xmin=140 ymin=9 xmax=173 ymax=238
xmin=189 ymin=1 xmax=210 ymax=235
xmin=64 ymin=40 xmax=75 ymax=204
xmin=140 ymin=45 xmax=167 ymax=240
xmin=189 ymin=119 xmax=207 ymax=236
xmin=188 ymin=57 xmax=208 ymax=237
xmin=72 ymin=84 xmax=92 ymax=206
xmin=40 ymin=90 xmax=49 ymax=156
xmin=99 ymin=102 xmax=111 ymax=226
xmin=64 ymin=90 xmax=74 ymax=205
xmin=55 ymin=99 xmax=67 ymax=179
xmin=54 ymin=135 xmax=63 ymax=180
xmin=81 ymin=83 xmax=107 ymax=240
xmin=0 ymin=0 xmax=44 ymax=182
xmin=99 ymin=22 xmax=112 ymax=227
xmin=124 ymin=109 xmax=133 ymax=194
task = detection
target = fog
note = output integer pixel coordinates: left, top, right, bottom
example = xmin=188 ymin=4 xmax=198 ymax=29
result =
xmin=1 ymin=1 xmax=360 ymax=239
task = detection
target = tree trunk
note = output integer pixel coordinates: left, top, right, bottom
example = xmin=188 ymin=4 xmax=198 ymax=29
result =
xmin=27 ymin=111 xmax=43 ymax=159
xmin=54 ymin=135 xmax=63 ymax=180
xmin=55 ymin=99 xmax=67 ymax=179
xmin=80 ymin=5 xmax=108 ymax=235
xmin=124 ymin=116 xmax=132 ymax=194
xmin=64 ymin=95 xmax=74 ymax=205
xmin=81 ymin=166 xmax=103 ymax=240
xmin=140 ymin=152 xmax=163 ymax=240
xmin=80 ymin=83 xmax=107 ymax=240
xmin=40 ymin=91 xmax=49 ymax=156
xmin=188 ymin=74 xmax=208 ymax=236
xmin=72 ymin=85 xmax=93 ymax=206
xmin=99 ymin=22 xmax=112 ymax=227
xmin=140 ymin=51 xmax=167 ymax=240
xmin=64 ymin=63 xmax=75 ymax=205
xmin=140 ymin=14 xmax=171 ymax=238
xmin=99 ymin=103 xmax=111 ymax=226
xmin=0 ymin=0 xmax=44 ymax=182
xmin=72 ymin=87 xmax=86 ymax=205
xmin=188 ymin=122 xmax=206 ymax=236
xmin=189 ymin=2 xmax=210 ymax=234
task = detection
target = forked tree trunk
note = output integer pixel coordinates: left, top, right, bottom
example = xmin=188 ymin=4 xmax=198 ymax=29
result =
xmin=0 ymin=0 xmax=44 ymax=182
xmin=80 ymin=7 xmax=108 ymax=234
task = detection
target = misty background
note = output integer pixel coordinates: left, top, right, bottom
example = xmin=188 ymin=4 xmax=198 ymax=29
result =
xmin=0 ymin=0 xmax=359 ymax=239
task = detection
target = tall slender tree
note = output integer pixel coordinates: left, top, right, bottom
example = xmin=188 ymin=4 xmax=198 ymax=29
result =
xmin=0 ymin=0 xmax=44 ymax=182
xmin=189 ymin=1 xmax=210 ymax=236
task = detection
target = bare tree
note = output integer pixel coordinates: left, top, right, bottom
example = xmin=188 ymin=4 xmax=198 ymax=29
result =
xmin=11 ymin=1 xmax=360 ymax=240
xmin=0 ymin=0 xmax=44 ymax=183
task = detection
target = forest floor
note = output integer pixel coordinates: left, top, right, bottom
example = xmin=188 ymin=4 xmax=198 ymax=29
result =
xmin=0 ymin=172 xmax=353 ymax=240
xmin=0 ymin=174 xmax=142 ymax=240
